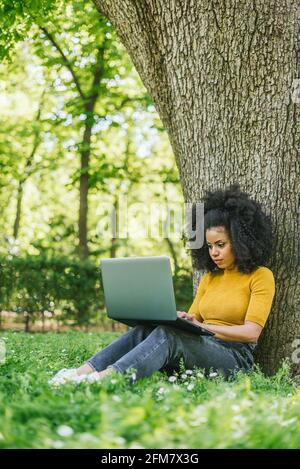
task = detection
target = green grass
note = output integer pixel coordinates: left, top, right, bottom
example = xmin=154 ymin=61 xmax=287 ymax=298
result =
xmin=0 ymin=331 xmax=299 ymax=449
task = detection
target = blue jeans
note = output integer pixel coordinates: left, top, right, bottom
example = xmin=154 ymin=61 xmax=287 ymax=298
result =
xmin=87 ymin=325 xmax=255 ymax=380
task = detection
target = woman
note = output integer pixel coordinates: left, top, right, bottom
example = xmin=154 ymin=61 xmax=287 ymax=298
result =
xmin=49 ymin=183 xmax=275 ymax=386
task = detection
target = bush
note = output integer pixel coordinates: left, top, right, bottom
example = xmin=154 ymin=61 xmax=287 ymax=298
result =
xmin=0 ymin=257 xmax=193 ymax=330
xmin=0 ymin=256 xmax=104 ymax=329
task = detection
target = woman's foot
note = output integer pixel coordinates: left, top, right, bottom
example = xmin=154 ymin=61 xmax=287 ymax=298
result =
xmin=49 ymin=367 xmax=115 ymax=386
xmin=73 ymin=368 xmax=115 ymax=384
xmin=48 ymin=368 xmax=78 ymax=386
xmin=76 ymin=363 xmax=94 ymax=376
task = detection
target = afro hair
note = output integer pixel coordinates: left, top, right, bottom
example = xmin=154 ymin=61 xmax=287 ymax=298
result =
xmin=192 ymin=183 xmax=273 ymax=274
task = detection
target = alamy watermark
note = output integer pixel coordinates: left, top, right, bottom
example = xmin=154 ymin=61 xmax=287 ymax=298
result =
xmin=291 ymin=338 xmax=300 ymax=364
xmin=0 ymin=340 xmax=6 ymax=365
xmin=291 ymin=79 xmax=300 ymax=104
xmin=96 ymin=197 xmax=204 ymax=249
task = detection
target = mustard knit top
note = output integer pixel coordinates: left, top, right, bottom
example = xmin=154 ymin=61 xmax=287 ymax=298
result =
xmin=188 ymin=266 xmax=275 ymax=327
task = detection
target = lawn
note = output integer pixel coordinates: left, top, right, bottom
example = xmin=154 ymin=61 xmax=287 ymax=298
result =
xmin=0 ymin=331 xmax=299 ymax=449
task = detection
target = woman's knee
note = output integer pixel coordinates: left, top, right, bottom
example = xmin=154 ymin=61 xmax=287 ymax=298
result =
xmin=134 ymin=324 xmax=154 ymax=334
xmin=154 ymin=325 xmax=179 ymax=343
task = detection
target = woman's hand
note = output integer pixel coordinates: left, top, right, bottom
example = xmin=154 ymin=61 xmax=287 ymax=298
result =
xmin=177 ymin=311 xmax=195 ymax=321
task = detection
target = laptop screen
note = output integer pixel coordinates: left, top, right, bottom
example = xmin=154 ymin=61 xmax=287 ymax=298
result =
xmin=101 ymin=256 xmax=177 ymax=321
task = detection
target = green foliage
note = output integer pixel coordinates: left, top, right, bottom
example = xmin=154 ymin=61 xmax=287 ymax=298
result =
xmin=0 ymin=256 xmax=104 ymax=327
xmin=173 ymin=269 xmax=193 ymax=311
xmin=0 ymin=0 xmax=185 ymax=266
xmin=0 ymin=331 xmax=299 ymax=448
xmin=0 ymin=0 xmax=56 ymax=60
xmin=0 ymin=257 xmax=193 ymax=328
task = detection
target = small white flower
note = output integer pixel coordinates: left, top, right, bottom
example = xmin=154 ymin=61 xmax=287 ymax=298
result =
xmin=187 ymin=384 xmax=194 ymax=391
xmin=115 ymin=436 xmax=126 ymax=445
xmin=157 ymin=387 xmax=166 ymax=395
xmin=57 ymin=425 xmax=74 ymax=437
xmin=186 ymin=370 xmax=193 ymax=375
xmin=131 ymin=372 xmax=137 ymax=381
xmin=181 ymin=373 xmax=187 ymax=380
xmin=209 ymin=372 xmax=218 ymax=378
xmin=110 ymin=379 xmax=117 ymax=384
xmin=232 ymin=415 xmax=246 ymax=424
xmin=232 ymin=405 xmax=241 ymax=413
xmin=129 ymin=443 xmax=145 ymax=449
xmin=52 ymin=440 xmax=65 ymax=448
xmin=196 ymin=372 xmax=204 ymax=378
xmin=168 ymin=376 xmax=177 ymax=383
xmin=112 ymin=395 xmax=121 ymax=402
xmin=281 ymin=418 xmax=297 ymax=427
xmin=79 ymin=433 xmax=96 ymax=442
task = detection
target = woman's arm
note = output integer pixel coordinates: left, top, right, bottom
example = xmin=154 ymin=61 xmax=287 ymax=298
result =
xmin=177 ymin=312 xmax=262 ymax=343
xmin=195 ymin=320 xmax=262 ymax=343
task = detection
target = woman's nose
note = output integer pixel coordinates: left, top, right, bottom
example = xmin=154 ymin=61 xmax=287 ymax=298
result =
xmin=211 ymin=247 xmax=219 ymax=256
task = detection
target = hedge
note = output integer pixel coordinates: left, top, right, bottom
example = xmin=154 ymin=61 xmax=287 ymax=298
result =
xmin=0 ymin=256 xmax=193 ymax=331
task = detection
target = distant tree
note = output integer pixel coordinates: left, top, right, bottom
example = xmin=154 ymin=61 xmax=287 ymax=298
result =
xmin=30 ymin=0 xmax=149 ymax=259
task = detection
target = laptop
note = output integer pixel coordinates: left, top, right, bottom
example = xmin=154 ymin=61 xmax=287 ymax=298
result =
xmin=100 ymin=256 xmax=214 ymax=336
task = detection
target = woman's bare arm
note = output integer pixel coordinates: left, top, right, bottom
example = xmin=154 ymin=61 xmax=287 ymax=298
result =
xmin=194 ymin=320 xmax=262 ymax=343
xmin=177 ymin=312 xmax=262 ymax=343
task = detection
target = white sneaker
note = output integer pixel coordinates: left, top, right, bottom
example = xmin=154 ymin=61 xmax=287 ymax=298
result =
xmin=48 ymin=368 xmax=78 ymax=386
xmin=73 ymin=371 xmax=100 ymax=384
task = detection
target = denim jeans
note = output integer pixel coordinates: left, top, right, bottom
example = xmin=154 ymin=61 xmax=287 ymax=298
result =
xmin=87 ymin=324 xmax=255 ymax=380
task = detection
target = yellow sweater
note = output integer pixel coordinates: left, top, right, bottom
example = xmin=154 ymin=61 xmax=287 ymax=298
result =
xmin=188 ymin=266 xmax=275 ymax=327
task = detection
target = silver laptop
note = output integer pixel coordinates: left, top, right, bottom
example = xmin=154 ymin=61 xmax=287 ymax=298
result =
xmin=100 ymin=256 xmax=214 ymax=336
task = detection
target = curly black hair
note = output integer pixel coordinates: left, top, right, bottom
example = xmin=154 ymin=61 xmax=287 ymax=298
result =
xmin=192 ymin=183 xmax=273 ymax=274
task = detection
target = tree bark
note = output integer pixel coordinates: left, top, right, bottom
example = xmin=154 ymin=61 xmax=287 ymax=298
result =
xmin=13 ymin=180 xmax=25 ymax=240
xmin=78 ymin=120 xmax=91 ymax=260
xmin=93 ymin=0 xmax=300 ymax=375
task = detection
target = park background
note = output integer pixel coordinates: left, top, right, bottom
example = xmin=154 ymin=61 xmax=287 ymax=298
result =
xmin=0 ymin=0 xmax=299 ymax=449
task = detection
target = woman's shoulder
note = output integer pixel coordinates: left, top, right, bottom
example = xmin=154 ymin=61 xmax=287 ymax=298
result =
xmin=252 ymin=266 xmax=274 ymax=278
xmin=250 ymin=266 xmax=275 ymax=286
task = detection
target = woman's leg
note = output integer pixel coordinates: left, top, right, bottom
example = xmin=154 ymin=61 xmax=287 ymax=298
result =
xmin=106 ymin=326 xmax=254 ymax=381
xmin=178 ymin=331 xmax=254 ymax=379
xmin=85 ymin=324 xmax=155 ymax=373
xmin=49 ymin=327 xmax=155 ymax=386
xmin=106 ymin=325 xmax=184 ymax=379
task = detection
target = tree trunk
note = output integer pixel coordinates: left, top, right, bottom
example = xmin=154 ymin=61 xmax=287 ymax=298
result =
xmin=94 ymin=0 xmax=300 ymax=375
xmin=78 ymin=122 xmax=91 ymax=260
xmin=24 ymin=313 xmax=30 ymax=333
xmin=41 ymin=310 xmax=45 ymax=333
xmin=13 ymin=180 xmax=24 ymax=239
xmin=13 ymin=97 xmax=43 ymax=239
xmin=78 ymin=45 xmax=105 ymax=260
xmin=110 ymin=197 xmax=119 ymax=258
xmin=41 ymin=26 xmax=105 ymax=261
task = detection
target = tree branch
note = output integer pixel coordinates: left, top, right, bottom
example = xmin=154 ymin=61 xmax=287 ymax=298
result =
xmin=40 ymin=26 xmax=86 ymax=102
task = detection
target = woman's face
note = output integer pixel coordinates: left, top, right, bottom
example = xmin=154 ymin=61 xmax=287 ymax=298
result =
xmin=206 ymin=226 xmax=236 ymax=270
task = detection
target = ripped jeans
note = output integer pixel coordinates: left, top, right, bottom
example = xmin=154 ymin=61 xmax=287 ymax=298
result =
xmin=87 ymin=324 xmax=256 ymax=380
